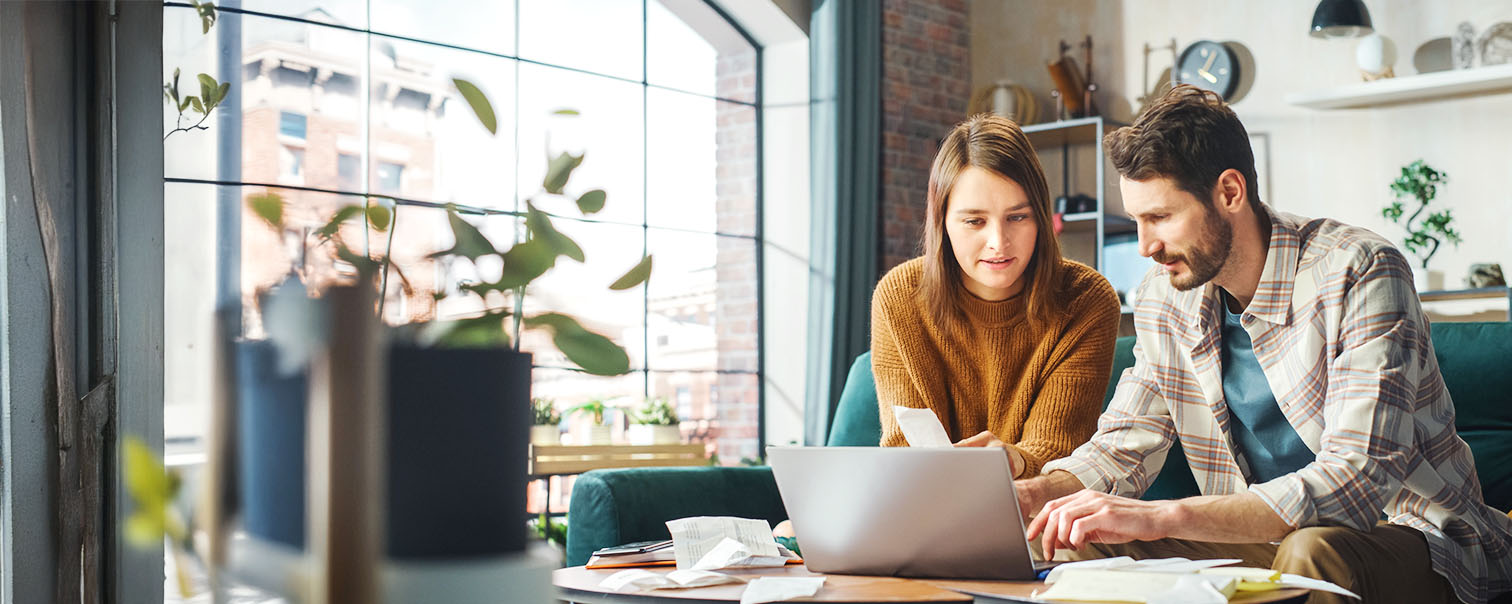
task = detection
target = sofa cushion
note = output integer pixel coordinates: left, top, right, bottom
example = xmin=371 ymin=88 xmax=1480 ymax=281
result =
xmin=828 ymin=352 xmax=883 ymax=446
xmin=565 ymin=467 xmax=788 ymax=567
xmin=1431 ymin=321 xmax=1512 ymax=511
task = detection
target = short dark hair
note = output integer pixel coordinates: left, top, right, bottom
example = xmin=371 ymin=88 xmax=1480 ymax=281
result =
xmin=1104 ymin=85 xmax=1260 ymax=209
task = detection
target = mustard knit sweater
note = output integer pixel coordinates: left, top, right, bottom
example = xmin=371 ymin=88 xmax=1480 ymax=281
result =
xmin=871 ymin=257 xmax=1121 ymax=477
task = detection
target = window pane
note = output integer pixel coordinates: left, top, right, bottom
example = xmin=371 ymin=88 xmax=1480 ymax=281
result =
xmin=519 ymin=220 xmax=647 ymax=370
xmin=647 ymin=0 xmax=756 ymax=103
xmin=517 ymin=63 xmax=644 ymax=225
xmin=647 ymin=90 xmax=755 ymax=236
xmin=518 ymin=0 xmax=643 ymax=81
xmin=646 ymin=231 xmax=756 ymax=373
xmin=371 ymin=0 xmax=517 ymax=57
xmin=650 ymin=371 xmax=757 ymax=464
xmin=240 ymin=0 xmax=368 ymax=30
xmin=369 ymin=37 xmax=518 ymax=209
xmin=531 ymin=368 xmax=646 ymax=445
xmin=165 ymin=11 xmax=369 ymax=189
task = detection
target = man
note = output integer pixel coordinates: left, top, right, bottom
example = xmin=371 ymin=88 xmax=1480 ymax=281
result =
xmin=1017 ymin=85 xmax=1512 ymax=604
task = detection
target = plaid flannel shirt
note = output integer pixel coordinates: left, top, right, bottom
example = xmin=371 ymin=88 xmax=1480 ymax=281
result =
xmin=1043 ymin=208 xmax=1512 ymax=604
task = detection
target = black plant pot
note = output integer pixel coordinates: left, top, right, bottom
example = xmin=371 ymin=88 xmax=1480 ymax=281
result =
xmin=386 ymin=344 xmax=531 ymax=559
xmin=235 ymin=340 xmax=532 ymax=559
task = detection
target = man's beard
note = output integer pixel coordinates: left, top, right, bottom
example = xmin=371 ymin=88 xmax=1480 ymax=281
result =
xmin=1152 ymin=209 xmax=1233 ymax=292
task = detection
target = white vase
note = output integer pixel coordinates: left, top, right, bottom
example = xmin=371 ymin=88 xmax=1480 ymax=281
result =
xmin=628 ymin=424 xmax=681 ymax=445
xmin=1413 ymin=266 xmax=1445 ymax=292
xmin=530 ymin=425 xmax=559 ymax=447
xmin=586 ymin=425 xmax=613 ymax=445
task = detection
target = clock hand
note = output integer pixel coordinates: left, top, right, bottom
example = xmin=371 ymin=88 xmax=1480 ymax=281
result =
xmin=1198 ymin=69 xmax=1218 ymax=84
xmin=1202 ymin=49 xmax=1217 ymax=72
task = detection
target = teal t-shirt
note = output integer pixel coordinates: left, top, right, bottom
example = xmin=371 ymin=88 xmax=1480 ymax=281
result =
xmin=1220 ymin=296 xmax=1313 ymax=484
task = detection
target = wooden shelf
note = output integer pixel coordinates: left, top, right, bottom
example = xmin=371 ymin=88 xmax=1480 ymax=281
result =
xmin=527 ymin=443 xmax=706 ymax=476
xmin=1418 ymin=286 xmax=1510 ymax=302
xmin=1285 ymin=63 xmax=1512 ymax=109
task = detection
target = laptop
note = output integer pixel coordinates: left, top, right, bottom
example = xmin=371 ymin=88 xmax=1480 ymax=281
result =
xmin=767 ymin=446 xmax=1053 ymax=580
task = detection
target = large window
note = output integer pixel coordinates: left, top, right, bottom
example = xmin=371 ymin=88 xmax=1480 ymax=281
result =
xmin=162 ymin=0 xmax=763 ymax=548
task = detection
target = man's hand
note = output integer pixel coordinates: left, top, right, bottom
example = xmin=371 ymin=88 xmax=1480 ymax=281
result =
xmin=1015 ymin=470 xmax=1085 ymax=524
xmin=1026 ymin=490 xmax=1175 ymax=557
xmin=955 ymin=430 xmax=1023 ymax=476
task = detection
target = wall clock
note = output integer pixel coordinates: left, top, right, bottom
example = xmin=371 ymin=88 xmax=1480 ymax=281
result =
xmin=1177 ymin=40 xmax=1240 ymax=100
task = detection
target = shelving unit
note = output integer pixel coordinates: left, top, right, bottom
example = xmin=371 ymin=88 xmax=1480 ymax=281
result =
xmin=1285 ymin=63 xmax=1512 ymax=109
xmin=1022 ymin=116 xmax=1132 ymax=276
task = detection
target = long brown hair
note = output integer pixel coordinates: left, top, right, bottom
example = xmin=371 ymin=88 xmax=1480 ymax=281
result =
xmin=920 ymin=114 xmax=1062 ymax=331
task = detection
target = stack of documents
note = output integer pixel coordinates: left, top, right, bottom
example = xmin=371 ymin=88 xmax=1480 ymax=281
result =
xmin=1033 ymin=557 xmax=1359 ymax=603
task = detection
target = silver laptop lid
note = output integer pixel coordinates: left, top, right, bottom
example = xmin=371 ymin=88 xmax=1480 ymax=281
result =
xmin=767 ymin=446 xmax=1037 ymax=580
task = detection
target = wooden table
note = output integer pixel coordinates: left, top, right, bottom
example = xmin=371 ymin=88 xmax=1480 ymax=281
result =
xmin=553 ymin=564 xmax=1309 ymax=603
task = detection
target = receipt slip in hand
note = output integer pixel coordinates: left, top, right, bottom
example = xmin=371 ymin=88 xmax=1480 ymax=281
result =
xmin=892 ymin=405 xmax=952 ymax=447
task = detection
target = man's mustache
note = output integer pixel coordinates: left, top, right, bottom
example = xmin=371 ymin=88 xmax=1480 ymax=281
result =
xmin=1151 ymin=250 xmax=1183 ymax=265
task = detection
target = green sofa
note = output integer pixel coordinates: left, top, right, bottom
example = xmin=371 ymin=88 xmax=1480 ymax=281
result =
xmin=565 ymin=321 xmax=1512 ymax=567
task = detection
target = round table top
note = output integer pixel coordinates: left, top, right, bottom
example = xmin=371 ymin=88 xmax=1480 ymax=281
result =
xmin=552 ymin=565 xmax=1310 ymax=603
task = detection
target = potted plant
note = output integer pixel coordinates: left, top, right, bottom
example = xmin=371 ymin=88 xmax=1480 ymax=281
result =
xmin=1382 ymin=159 xmax=1461 ymax=291
xmin=569 ymin=398 xmax=614 ymax=445
xmin=213 ymin=78 xmax=652 ymax=562
xmin=531 ymin=397 xmax=562 ymax=446
xmin=627 ymin=397 xmax=681 ymax=445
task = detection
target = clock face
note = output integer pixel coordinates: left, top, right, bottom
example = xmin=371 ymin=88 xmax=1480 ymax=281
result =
xmin=1177 ymin=41 xmax=1239 ymax=100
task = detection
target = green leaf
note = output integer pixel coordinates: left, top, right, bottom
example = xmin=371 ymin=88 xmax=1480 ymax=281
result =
xmin=524 ymin=313 xmax=630 ymax=376
xmin=542 ymin=151 xmax=584 ymax=195
xmin=366 ymin=201 xmax=393 ymax=232
xmin=188 ymin=96 xmax=204 ymax=115
xmin=428 ymin=205 xmax=498 ymax=261
xmin=576 ymin=189 xmax=606 ymax=215
xmin=316 ymin=205 xmax=364 ymax=241
xmin=125 ymin=511 xmax=165 ymax=546
xmin=494 ymin=237 xmax=557 ymax=290
xmin=552 ymin=108 xmax=580 ymax=116
xmin=335 ymin=242 xmax=380 ymax=274
xmin=431 ymin=311 xmax=511 ymax=348
xmin=216 ymin=82 xmax=230 ymax=105
xmin=609 ymin=254 xmax=652 ymax=290
xmin=124 ymin=437 xmax=170 ymax=507
xmin=246 ymin=191 xmax=284 ymax=230
xmin=525 ymin=202 xmax=584 ymax=262
xmin=453 ymin=78 xmax=497 ymax=135
xmin=179 ymin=97 xmax=193 ymax=113
xmin=197 ymin=74 xmax=217 ymax=105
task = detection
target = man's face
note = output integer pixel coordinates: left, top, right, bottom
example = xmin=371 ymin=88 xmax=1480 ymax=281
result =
xmin=1121 ymin=176 xmax=1233 ymax=291
xmin=943 ymin=167 xmax=1039 ymax=301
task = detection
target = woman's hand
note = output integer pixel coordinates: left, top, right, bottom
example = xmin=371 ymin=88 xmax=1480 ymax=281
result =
xmin=772 ymin=519 xmax=796 ymax=538
xmin=955 ymin=430 xmax=1025 ymax=477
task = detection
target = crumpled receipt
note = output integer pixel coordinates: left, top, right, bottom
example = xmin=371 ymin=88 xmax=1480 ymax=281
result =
xmin=600 ymin=568 xmax=743 ymax=592
xmin=1038 ymin=557 xmax=1359 ymax=602
xmin=739 ymin=576 xmax=826 ymax=604
xmin=892 ymin=405 xmax=951 ymax=447
xmin=666 ymin=517 xmax=790 ymax=570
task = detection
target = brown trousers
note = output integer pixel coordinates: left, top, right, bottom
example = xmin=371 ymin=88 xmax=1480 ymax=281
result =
xmin=1041 ymin=523 xmax=1460 ymax=604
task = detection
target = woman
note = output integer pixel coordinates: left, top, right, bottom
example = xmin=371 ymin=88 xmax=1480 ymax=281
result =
xmin=872 ymin=113 xmax=1120 ymax=478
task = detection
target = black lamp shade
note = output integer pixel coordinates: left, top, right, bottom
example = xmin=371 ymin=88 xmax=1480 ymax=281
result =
xmin=1310 ymin=0 xmax=1374 ymax=38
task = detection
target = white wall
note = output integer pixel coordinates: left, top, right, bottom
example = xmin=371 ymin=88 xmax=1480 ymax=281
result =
xmin=971 ymin=0 xmax=1512 ymax=287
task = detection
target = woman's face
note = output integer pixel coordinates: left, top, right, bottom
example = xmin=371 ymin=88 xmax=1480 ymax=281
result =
xmin=943 ymin=166 xmax=1038 ymax=301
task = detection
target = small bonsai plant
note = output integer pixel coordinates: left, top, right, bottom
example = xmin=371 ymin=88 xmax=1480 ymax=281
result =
xmin=632 ymin=397 xmax=679 ymax=426
xmin=1382 ymin=159 xmax=1462 ymax=270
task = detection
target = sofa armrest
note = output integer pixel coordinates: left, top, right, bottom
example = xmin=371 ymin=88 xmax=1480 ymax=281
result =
xmin=565 ymin=466 xmax=789 ymax=567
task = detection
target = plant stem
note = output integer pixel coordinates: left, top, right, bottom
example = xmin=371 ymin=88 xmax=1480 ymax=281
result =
xmin=377 ymin=205 xmax=399 ymax=320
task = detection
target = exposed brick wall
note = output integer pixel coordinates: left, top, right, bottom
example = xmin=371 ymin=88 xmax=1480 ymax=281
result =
xmin=879 ymin=0 xmax=970 ymax=273
xmin=713 ymin=47 xmax=761 ymax=464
